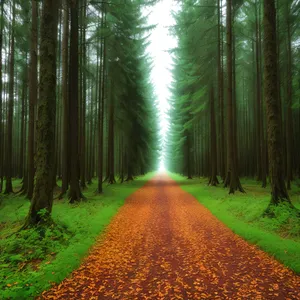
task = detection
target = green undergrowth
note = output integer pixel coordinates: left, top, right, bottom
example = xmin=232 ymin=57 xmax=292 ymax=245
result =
xmin=0 ymin=173 xmax=154 ymax=299
xmin=171 ymin=173 xmax=300 ymax=274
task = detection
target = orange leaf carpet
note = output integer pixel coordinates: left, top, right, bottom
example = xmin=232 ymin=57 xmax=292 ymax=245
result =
xmin=41 ymin=174 xmax=300 ymax=299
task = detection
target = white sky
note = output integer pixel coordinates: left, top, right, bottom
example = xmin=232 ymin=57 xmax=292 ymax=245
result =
xmin=145 ymin=0 xmax=178 ymax=169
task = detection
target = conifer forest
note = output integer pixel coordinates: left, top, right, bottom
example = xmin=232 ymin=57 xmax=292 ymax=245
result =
xmin=0 ymin=0 xmax=300 ymax=299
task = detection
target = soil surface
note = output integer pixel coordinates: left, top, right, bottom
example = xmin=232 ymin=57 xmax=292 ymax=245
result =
xmin=41 ymin=174 xmax=300 ymax=299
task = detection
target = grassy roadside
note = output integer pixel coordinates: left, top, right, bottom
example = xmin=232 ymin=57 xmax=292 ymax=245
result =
xmin=0 ymin=173 xmax=154 ymax=299
xmin=170 ymin=173 xmax=300 ymax=274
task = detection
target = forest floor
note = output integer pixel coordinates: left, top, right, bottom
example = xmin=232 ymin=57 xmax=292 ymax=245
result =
xmin=171 ymin=173 xmax=300 ymax=274
xmin=40 ymin=174 xmax=300 ymax=300
xmin=0 ymin=174 xmax=154 ymax=299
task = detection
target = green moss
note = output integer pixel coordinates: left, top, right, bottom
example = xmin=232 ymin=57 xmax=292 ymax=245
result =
xmin=170 ymin=173 xmax=300 ymax=274
xmin=0 ymin=173 xmax=154 ymax=299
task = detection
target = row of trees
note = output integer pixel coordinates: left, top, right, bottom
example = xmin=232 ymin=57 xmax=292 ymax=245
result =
xmin=166 ymin=0 xmax=300 ymax=207
xmin=0 ymin=0 xmax=159 ymax=225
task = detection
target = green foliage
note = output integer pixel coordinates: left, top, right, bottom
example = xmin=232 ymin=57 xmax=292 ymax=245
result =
xmin=87 ymin=0 xmax=159 ymax=175
xmin=166 ymin=1 xmax=219 ymax=175
xmin=260 ymin=203 xmax=300 ymax=237
xmin=171 ymin=173 xmax=300 ymax=273
xmin=0 ymin=173 xmax=154 ymax=299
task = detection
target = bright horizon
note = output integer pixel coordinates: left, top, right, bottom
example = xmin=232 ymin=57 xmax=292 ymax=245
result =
xmin=145 ymin=0 xmax=178 ymax=171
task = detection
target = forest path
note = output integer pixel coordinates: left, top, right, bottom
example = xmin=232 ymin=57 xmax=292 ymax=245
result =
xmin=41 ymin=174 xmax=300 ymax=299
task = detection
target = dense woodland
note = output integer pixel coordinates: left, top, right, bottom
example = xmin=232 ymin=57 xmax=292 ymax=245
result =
xmin=167 ymin=0 xmax=300 ymax=209
xmin=0 ymin=0 xmax=159 ymax=225
xmin=0 ymin=0 xmax=299 ymax=224
xmin=0 ymin=0 xmax=300 ymax=298
xmin=0 ymin=0 xmax=298 ymax=221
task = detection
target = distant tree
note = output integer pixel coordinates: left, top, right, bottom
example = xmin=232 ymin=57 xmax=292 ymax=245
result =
xmin=208 ymin=87 xmax=219 ymax=186
xmin=97 ymin=5 xmax=106 ymax=194
xmin=61 ymin=0 xmax=69 ymax=196
xmin=0 ymin=0 xmax=4 ymax=193
xmin=4 ymin=0 xmax=16 ymax=194
xmin=27 ymin=0 xmax=38 ymax=199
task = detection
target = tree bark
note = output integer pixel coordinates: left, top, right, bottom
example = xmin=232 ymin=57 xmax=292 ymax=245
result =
xmin=107 ymin=79 xmax=116 ymax=184
xmin=97 ymin=7 xmax=106 ymax=193
xmin=255 ymin=0 xmax=262 ymax=181
xmin=224 ymin=0 xmax=244 ymax=194
xmin=19 ymin=67 xmax=28 ymax=179
xmin=187 ymin=131 xmax=192 ymax=179
xmin=0 ymin=0 xmax=4 ymax=193
xmin=24 ymin=0 xmax=58 ymax=227
xmin=80 ymin=0 xmax=87 ymax=189
xmin=208 ymin=87 xmax=219 ymax=186
xmin=285 ymin=2 xmax=293 ymax=190
xmin=4 ymin=0 xmax=16 ymax=194
xmin=61 ymin=0 xmax=70 ymax=196
xmin=27 ymin=0 xmax=38 ymax=199
xmin=217 ymin=0 xmax=225 ymax=181
xmin=68 ymin=0 xmax=84 ymax=202
xmin=263 ymin=0 xmax=291 ymax=210
xmin=87 ymin=79 xmax=94 ymax=184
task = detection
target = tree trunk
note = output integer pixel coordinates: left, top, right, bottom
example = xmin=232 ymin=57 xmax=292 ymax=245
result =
xmin=107 ymin=79 xmax=116 ymax=184
xmin=208 ymin=87 xmax=219 ymax=186
xmin=285 ymin=2 xmax=293 ymax=190
xmin=120 ymin=138 xmax=125 ymax=183
xmin=19 ymin=67 xmax=28 ymax=179
xmin=4 ymin=0 xmax=16 ymax=194
xmin=24 ymin=0 xmax=58 ymax=227
xmin=68 ymin=0 xmax=84 ymax=202
xmin=263 ymin=0 xmax=291 ymax=210
xmin=126 ymin=145 xmax=134 ymax=182
xmin=255 ymin=0 xmax=262 ymax=181
xmin=87 ymin=80 xmax=93 ymax=184
xmin=97 ymin=8 xmax=105 ymax=193
xmin=258 ymin=3 xmax=267 ymax=188
xmin=0 ymin=0 xmax=4 ymax=193
xmin=61 ymin=0 xmax=69 ymax=196
xmin=187 ymin=131 xmax=192 ymax=179
xmin=80 ymin=0 xmax=87 ymax=189
xmin=255 ymin=1 xmax=267 ymax=188
xmin=224 ymin=0 xmax=244 ymax=194
xmin=218 ymin=0 xmax=225 ymax=181
xmin=27 ymin=0 xmax=38 ymax=199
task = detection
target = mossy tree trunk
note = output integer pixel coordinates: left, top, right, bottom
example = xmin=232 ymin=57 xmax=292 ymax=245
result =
xmin=24 ymin=0 xmax=59 ymax=226
xmin=68 ymin=0 xmax=84 ymax=203
xmin=263 ymin=0 xmax=291 ymax=209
